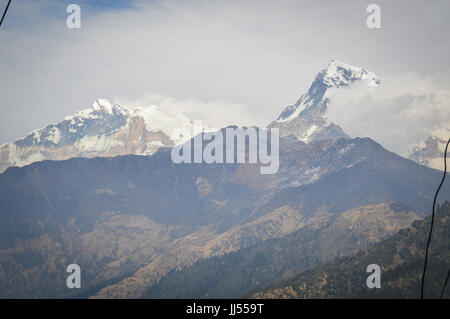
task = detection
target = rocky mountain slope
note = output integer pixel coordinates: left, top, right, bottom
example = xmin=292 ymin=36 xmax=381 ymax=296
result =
xmin=251 ymin=201 xmax=450 ymax=299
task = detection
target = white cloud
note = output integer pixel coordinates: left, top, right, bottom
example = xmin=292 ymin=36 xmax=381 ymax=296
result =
xmin=113 ymin=94 xmax=252 ymax=129
xmin=325 ymin=69 xmax=450 ymax=156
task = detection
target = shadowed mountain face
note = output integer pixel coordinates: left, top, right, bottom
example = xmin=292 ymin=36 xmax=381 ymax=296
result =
xmin=0 ymin=133 xmax=448 ymax=298
xmin=251 ymin=202 xmax=450 ymax=299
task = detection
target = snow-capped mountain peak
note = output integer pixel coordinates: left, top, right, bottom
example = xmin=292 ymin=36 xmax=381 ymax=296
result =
xmin=0 ymin=99 xmax=204 ymax=173
xmin=64 ymin=99 xmax=129 ymax=122
xmin=269 ymin=60 xmax=379 ymax=143
xmin=321 ymin=60 xmax=380 ymax=88
xmin=276 ymin=60 xmax=380 ymax=123
xmin=91 ymin=98 xmax=124 ymax=115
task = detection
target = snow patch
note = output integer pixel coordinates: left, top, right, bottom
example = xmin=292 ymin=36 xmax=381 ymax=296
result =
xmin=32 ymin=130 xmax=41 ymax=144
xmin=92 ymin=99 xmax=114 ymax=114
xmin=299 ymin=124 xmax=318 ymax=143
xmin=338 ymin=143 xmax=356 ymax=155
xmin=7 ymin=143 xmax=22 ymax=165
xmin=75 ymin=135 xmax=123 ymax=153
xmin=323 ymin=60 xmax=380 ymax=88
xmin=47 ymin=127 xmax=61 ymax=144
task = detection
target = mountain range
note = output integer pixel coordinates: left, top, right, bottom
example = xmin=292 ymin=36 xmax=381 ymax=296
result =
xmin=0 ymin=60 xmax=444 ymax=173
xmin=0 ymin=61 xmax=448 ymax=298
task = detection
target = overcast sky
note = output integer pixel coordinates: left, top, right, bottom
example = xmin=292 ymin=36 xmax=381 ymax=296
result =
xmin=0 ymin=0 xmax=449 ymax=150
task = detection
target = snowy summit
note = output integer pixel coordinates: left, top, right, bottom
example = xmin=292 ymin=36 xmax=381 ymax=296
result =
xmin=269 ymin=60 xmax=379 ymax=143
xmin=0 ymin=99 xmax=205 ymax=173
